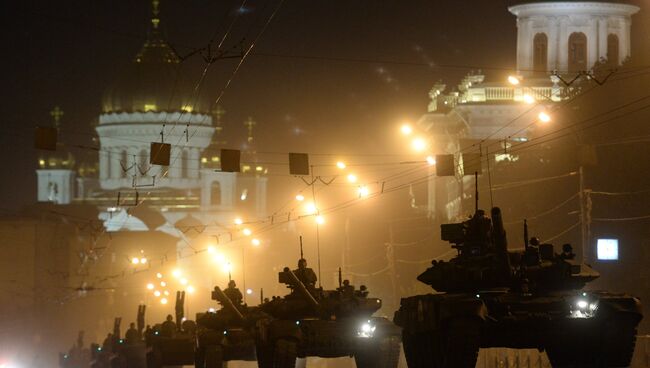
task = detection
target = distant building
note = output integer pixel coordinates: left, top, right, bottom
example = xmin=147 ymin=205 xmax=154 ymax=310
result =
xmin=417 ymin=1 xmax=638 ymax=221
xmin=36 ymin=1 xmax=268 ymax=236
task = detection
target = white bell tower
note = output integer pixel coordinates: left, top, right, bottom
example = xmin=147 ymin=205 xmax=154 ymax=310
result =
xmin=509 ymin=2 xmax=639 ymax=75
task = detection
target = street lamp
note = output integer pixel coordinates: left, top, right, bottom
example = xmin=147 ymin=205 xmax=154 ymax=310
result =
xmin=507 ymin=75 xmax=521 ymax=85
xmin=336 ymin=161 xmax=346 ymax=169
xmin=411 ymin=137 xmax=427 ymax=152
xmin=400 ymin=124 xmax=413 ymax=135
xmin=538 ymin=111 xmax=552 ymax=124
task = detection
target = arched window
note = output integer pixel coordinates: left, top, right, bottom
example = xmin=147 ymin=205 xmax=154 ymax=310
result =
xmin=139 ymin=149 xmax=148 ymax=175
xmin=211 ymin=181 xmax=221 ymax=205
xmin=120 ymin=150 xmax=128 ymax=178
xmin=607 ymin=34 xmax=619 ymax=65
xmin=181 ymin=150 xmax=189 ymax=178
xmin=533 ymin=33 xmax=548 ymax=73
xmin=568 ymin=32 xmax=587 ymax=72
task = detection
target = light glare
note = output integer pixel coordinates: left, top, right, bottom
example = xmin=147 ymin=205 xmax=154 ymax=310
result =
xmin=347 ymin=174 xmax=358 ymax=183
xmin=508 ymin=75 xmax=521 ymax=85
xmin=538 ymin=111 xmax=551 ymax=123
xmin=426 ymin=156 xmax=436 ymax=166
xmin=295 ymin=194 xmax=305 ymax=201
xmin=411 ymin=137 xmax=427 ymax=151
xmin=336 ymin=161 xmax=346 ymax=169
xmin=400 ymin=124 xmax=413 ymax=135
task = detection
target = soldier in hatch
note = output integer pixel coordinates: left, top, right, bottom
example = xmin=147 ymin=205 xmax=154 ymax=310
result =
xmin=161 ymin=314 xmax=176 ymax=337
xmin=293 ymin=258 xmax=318 ymax=292
xmin=224 ymin=280 xmax=244 ymax=305
xmin=125 ymin=322 xmax=140 ymax=344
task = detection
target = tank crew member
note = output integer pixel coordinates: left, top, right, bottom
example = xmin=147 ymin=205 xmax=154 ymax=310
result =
xmin=560 ymin=243 xmax=575 ymax=260
xmin=161 ymin=315 xmax=176 ymax=337
xmin=293 ymin=258 xmax=317 ymax=290
xmin=125 ymin=322 xmax=139 ymax=344
xmin=101 ymin=333 xmax=113 ymax=353
xmin=340 ymin=279 xmax=354 ymax=297
xmin=224 ymin=280 xmax=244 ymax=305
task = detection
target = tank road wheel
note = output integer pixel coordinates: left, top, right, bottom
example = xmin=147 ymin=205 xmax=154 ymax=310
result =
xmin=354 ymin=335 xmax=401 ymax=368
xmin=204 ymin=345 xmax=224 ymax=368
xmin=599 ymin=313 xmax=639 ymax=367
xmin=273 ymin=339 xmax=297 ymax=368
xmin=402 ymin=331 xmax=442 ymax=368
xmin=256 ymin=341 xmax=273 ymax=368
xmin=440 ymin=318 xmax=481 ymax=368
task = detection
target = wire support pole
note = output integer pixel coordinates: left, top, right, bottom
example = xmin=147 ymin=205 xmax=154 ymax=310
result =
xmin=311 ymin=165 xmax=322 ymax=288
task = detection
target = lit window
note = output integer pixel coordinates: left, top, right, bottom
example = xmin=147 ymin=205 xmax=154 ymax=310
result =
xmin=201 ymin=157 xmax=208 ymax=163
xmin=144 ymin=104 xmax=157 ymax=112
xmin=182 ymin=105 xmax=193 ymax=112
xmin=211 ymin=156 xmax=220 ymax=162
xmin=597 ymin=238 xmax=619 ymax=260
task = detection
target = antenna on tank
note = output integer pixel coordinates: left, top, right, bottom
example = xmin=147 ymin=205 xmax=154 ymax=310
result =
xmin=474 ymin=171 xmax=479 ymax=212
xmin=338 ymin=267 xmax=342 ymax=288
xmin=299 ymin=236 xmax=304 ymax=259
xmin=524 ymin=219 xmax=529 ymax=249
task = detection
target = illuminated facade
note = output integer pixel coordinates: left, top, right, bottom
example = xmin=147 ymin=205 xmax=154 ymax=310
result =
xmin=417 ymin=1 xmax=639 ymax=221
xmin=36 ymin=1 xmax=268 ymax=233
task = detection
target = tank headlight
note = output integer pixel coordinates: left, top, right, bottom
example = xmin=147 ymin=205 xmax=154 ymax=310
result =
xmin=357 ymin=320 xmax=377 ymax=338
xmin=576 ymin=300 xmax=588 ymax=309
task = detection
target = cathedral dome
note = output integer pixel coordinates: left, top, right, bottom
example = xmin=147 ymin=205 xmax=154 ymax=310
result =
xmin=101 ymin=2 xmax=210 ymax=114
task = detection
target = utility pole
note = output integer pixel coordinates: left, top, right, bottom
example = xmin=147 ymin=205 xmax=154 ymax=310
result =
xmin=386 ymin=224 xmax=397 ymax=311
xmin=578 ymin=166 xmax=589 ymax=262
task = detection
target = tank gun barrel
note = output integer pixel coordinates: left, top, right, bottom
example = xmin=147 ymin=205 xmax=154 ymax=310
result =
xmin=281 ymin=269 xmax=320 ymax=308
xmin=212 ymin=286 xmax=245 ymax=321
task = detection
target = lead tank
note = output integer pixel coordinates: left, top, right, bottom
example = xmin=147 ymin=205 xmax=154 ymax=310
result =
xmin=394 ymin=207 xmax=643 ymax=368
xmin=256 ymin=251 xmax=401 ymax=368
xmin=194 ymin=280 xmax=265 ymax=367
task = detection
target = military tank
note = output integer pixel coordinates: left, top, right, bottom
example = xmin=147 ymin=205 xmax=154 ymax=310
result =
xmin=394 ymin=206 xmax=643 ymax=368
xmin=255 ymin=240 xmax=401 ymax=368
xmin=194 ymin=280 xmax=264 ymax=368
xmin=147 ymin=291 xmax=197 ymax=368
xmin=88 ymin=306 xmax=148 ymax=368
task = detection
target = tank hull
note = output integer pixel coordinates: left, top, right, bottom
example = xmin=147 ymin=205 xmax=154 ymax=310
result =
xmin=395 ymin=290 xmax=642 ymax=367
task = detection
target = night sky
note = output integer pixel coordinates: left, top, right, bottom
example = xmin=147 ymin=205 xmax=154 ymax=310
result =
xmin=1 ymin=0 xmax=647 ymax=210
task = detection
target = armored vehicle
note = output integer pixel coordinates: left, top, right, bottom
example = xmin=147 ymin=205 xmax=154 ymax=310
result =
xmin=256 ymin=248 xmax=401 ymax=368
xmin=394 ymin=207 xmax=643 ymax=367
xmin=147 ymin=291 xmax=197 ymax=368
xmin=89 ymin=306 xmax=148 ymax=368
xmin=194 ymin=280 xmax=263 ymax=367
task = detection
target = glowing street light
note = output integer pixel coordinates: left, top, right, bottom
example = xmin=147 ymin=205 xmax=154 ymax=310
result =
xmin=295 ymin=194 xmax=305 ymax=201
xmin=305 ymin=202 xmax=318 ymax=214
xmin=131 ymin=257 xmax=140 ymax=265
xmin=246 ymin=288 xmax=253 ymax=295
xmin=140 ymin=257 xmax=147 ymax=264
xmin=234 ymin=218 xmax=243 ymax=225
xmin=336 ymin=161 xmax=346 ymax=169
xmin=160 ymin=281 xmax=167 ymax=287
xmin=523 ymin=94 xmax=535 ymax=104
xmin=213 ymin=253 xmax=226 ymax=264
xmin=172 ymin=269 xmax=181 ymax=278
xmin=507 ymin=75 xmax=521 ymax=85
xmin=400 ymin=124 xmax=413 ymax=135
xmin=242 ymin=228 xmax=252 ymax=236
xmin=222 ymin=262 xmax=233 ymax=274
xmin=164 ymin=290 xmax=170 ymax=296
xmin=251 ymin=238 xmax=261 ymax=246
xmin=538 ymin=111 xmax=552 ymax=123
xmin=426 ymin=156 xmax=436 ymax=166
xmin=187 ymin=285 xmax=195 ymax=294
xmin=208 ymin=245 xmax=216 ymax=254
xmin=315 ymin=215 xmax=325 ymax=225
xmin=156 ymin=273 xmax=163 ymax=279
xmin=154 ymin=290 xmax=161 ymax=297
xmin=180 ymin=278 xmax=188 ymax=286
xmin=411 ymin=137 xmax=427 ymax=152
xmin=160 ymin=298 xmax=168 ymax=305
xmin=347 ymin=174 xmax=358 ymax=183
xmin=146 ymin=283 xmax=154 ymax=290
xmin=358 ymin=185 xmax=370 ymax=198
